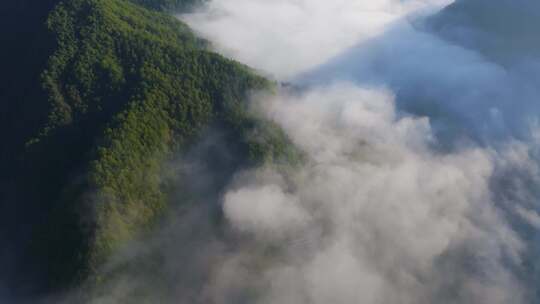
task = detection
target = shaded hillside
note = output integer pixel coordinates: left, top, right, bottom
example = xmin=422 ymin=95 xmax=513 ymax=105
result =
xmin=0 ymin=0 xmax=296 ymax=299
xmin=0 ymin=0 xmax=58 ymax=193
xmin=0 ymin=0 xmax=61 ymax=299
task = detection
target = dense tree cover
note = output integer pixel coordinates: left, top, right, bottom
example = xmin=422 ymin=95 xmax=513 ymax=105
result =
xmin=0 ymin=0 xmax=298 ymax=299
xmin=129 ymin=0 xmax=205 ymax=12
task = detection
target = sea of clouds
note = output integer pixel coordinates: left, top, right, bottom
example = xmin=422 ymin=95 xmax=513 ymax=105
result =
xmin=179 ymin=0 xmax=540 ymax=303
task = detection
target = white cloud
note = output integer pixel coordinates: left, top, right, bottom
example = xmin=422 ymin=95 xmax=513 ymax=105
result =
xmin=182 ymin=0 xmax=452 ymax=79
xmin=517 ymin=207 xmax=540 ymax=230
xmin=224 ymin=183 xmax=310 ymax=239
xmin=213 ymin=84 xmax=524 ymax=304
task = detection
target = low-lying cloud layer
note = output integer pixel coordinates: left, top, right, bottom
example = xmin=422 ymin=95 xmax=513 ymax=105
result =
xmin=183 ymin=0 xmax=452 ymax=79
xmin=301 ymin=21 xmax=540 ymax=145
xmin=217 ymin=85 xmax=526 ymax=304
xmin=180 ymin=0 xmax=540 ymax=303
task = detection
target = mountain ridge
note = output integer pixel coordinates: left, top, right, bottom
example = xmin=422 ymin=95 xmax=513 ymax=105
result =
xmin=0 ymin=0 xmax=298 ymax=300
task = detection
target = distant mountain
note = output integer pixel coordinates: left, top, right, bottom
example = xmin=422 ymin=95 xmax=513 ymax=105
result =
xmin=0 ymin=0 xmax=296 ymax=300
xmin=429 ymin=0 xmax=540 ymax=65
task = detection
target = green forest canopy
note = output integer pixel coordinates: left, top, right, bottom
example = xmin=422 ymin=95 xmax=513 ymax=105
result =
xmin=0 ymin=0 xmax=299 ymax=298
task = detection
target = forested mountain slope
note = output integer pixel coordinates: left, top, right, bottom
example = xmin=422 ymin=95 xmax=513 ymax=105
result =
xmin=130 ymin=0 xmax=204 ymax=11
xmin=0 ymin=0 xmax=296 ymax=300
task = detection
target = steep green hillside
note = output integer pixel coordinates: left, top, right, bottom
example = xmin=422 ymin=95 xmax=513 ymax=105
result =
xmin=130 ymin=0 xmax=204 ymax=11
xmin=0 ymin=0 xmax=297 ymax=298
